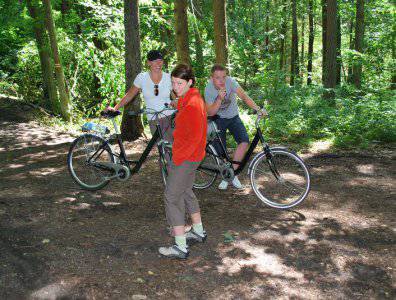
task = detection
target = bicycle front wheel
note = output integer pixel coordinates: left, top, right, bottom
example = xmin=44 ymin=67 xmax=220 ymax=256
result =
xmin=193 ymin=143 xmax=220 ymax=189
xmin=67 ymin=134 xmax=115 ymax=191
xmin=250 ymin=148 xmax=310 ymax=209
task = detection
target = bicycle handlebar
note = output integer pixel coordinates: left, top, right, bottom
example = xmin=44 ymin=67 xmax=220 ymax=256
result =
xmin=100 ymin=110 xmax=122 ymax=118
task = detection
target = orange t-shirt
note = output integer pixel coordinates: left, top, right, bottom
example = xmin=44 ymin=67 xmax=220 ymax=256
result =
xmin=172 ymin=88 xmax=207 ymax=165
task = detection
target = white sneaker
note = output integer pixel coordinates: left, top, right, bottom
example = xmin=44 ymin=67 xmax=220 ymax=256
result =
xmin=218 ymin=180 xmax=229 ymax=190
xmin=231 ymin=176 xmax=243 ymax=189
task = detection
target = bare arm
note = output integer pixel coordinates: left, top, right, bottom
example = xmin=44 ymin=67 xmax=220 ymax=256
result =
xmin=206 ymin=89 xmax=226 ymax=116
xmin=235 ymin=87 xmax=261 ymax=111
xmin=112 ymin=85 xmax=140 ymax=110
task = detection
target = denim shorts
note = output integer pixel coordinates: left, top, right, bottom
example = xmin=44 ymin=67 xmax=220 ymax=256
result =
xmin=214 ymin=115 xmax=249 ymax=149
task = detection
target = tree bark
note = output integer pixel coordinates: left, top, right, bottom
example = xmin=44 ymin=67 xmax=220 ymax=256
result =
xmin=336 ymin=13 xmax=341 ymax=85
xmin=352 ymin=0 xmax=364 ymax=88
xmin=322 ymin=0 xmax=327 ymax=83
xmin=347 ymin=17 xmax=354 ymax=83
xmin=42 ymin=0 xmax=72 ymax=120
xmin=26 ymin=0 xmax=59 ymax=113
xmin=323 ymin=0 xmax=337 ymax=90
xmin=300 ymin=12 xmax=305 ymax=66
xmin=307 ymin=0 xmax=314 ymax=85
xmin=122 ymin=0 xmax=143 ymax=141
xmin=213 ymin=0 xmax=229 ymax=66
xmin=391 ymin=23 xmax=396 ymax=90
xmin=194 ymin=25 xmax=204 ymax=77
xmin=290 ymin=0 xmax=299 ymax=85
xmin=265 ymin=0 xmax=270 ymax=52
xmin=279 ymin=0 xmax=288 ymax=70
xmin=174 ymin=0 xmax=190 ymax=64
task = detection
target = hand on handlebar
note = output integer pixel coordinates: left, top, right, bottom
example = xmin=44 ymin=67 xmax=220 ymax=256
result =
xmin=257 ymin=108 xmax=268 ymax=117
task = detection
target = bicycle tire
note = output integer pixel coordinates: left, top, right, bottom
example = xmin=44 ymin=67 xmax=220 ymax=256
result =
xmin=250 ymin=148 xmax=310 ymax=209
xmin=67 ymin=134 xmax=115 ymax=191
xmin=193 ymin=143 xmax=220 ymax=189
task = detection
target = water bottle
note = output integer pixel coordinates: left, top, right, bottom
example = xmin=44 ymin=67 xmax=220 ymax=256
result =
xmin=82 ymin=122 xmax=109 ymax=135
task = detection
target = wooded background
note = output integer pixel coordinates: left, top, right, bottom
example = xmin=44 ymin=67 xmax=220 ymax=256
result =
xmin=0 ymin=0 xmax=394 ymax=146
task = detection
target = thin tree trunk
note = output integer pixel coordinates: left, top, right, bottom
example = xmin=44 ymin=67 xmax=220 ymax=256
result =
xmin=347 ymin=17 xmax=354 ymax=83
xmin=301 ymin=12 xmax=305 ymax=66
xmin=322 ymin=0 xmax=327 ymax=83
xmin=352 ymin=0 xmax=364 ymax=88
xmin=391 ymin=23 xmax=396 ymax=89
xmin=279 ymin=0 xmax=288 ymax=70
xmin=307 ymin=0 xmax=314 ymax=85
xmin=26 ymin=0 xmax=59 ymax=113
xmin=122 ymin=0 xmax=143 ymax=141
xmin=42 ymin=0 xmax=72 ymax=120
xmin=290 ymin=0 xmax=299 ymax=85
xmin=323 ymin=0 xmax=338 ymax=91
xmin=194 ymin=25 xmax=204 ymax=77
xmin=174 ymin=0 xmax=190 ymax=64
xmin=265 ymin=0 xmax=270 ymax=52
xmin=213 ymin=0 xmax=229 ymax=66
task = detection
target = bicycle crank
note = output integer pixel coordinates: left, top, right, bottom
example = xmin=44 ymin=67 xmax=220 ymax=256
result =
xmin=98 ymin=162 xmax=131 ymax=181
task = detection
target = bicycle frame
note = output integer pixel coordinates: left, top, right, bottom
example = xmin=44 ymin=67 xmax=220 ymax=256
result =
xmin=86 ymin=120 xmax=165 ymax=175
xmin=203 ymin=118 xmax=271 ymax=176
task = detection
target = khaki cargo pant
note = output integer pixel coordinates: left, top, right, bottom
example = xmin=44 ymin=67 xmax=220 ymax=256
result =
xmin=164 ymin=161 xmax=200 ymax=226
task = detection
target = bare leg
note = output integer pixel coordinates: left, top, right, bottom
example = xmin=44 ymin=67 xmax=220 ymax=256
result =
xmin=191 ymin=212 xmax=202 ymax=225
xmin=232 ymin=142 xmax=248 ymax=170
xmin=173 ymin=225 xmax=185 ymax=236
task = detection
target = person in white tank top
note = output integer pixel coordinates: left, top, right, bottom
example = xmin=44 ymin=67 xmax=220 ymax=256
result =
xmin=107 ymin=50 xmax=174 ymax=142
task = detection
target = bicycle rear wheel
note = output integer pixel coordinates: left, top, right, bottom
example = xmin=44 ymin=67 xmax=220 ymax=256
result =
xmin=67 ymin=134 xmax=115 ymax=191
xmin=193 ymin=144 xmax=220 ymax=189
xmin=250 ymin=148 xmax=310 ymax=209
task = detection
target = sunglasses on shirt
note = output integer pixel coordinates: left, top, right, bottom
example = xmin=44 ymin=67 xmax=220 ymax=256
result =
xmin=154 ymin=84 xmax=159 ymax=96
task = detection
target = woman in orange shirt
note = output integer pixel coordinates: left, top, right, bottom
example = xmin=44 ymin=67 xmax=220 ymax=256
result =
xmin=159 ymin=64 xmax=207 ymax=259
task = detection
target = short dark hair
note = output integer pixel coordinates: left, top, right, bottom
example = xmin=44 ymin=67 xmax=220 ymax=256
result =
xmin=147 ymin=50 xmax=163 ymax=61
xmin=171 ymin=64 xmax=195 ymax=86
xmin=211 ymin=64 xmax=228 ymax=74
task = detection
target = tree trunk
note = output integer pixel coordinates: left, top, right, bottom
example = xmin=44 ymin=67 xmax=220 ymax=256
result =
xmin=290 ymin=0 xmax=299 ymax=85
xmin=265 ymin=0 xmax=270 ymax=52
xmin=347 ymin=17 xmax=354 ymax=83
xmin=194 ymin=25 xmax=204 ymax=77
xmin=336 ymin=13 xmax=341 ymax=85
xmin=322 ymin=0 xmax=327 ymax=83
xmin=122 ymin=0 xmax=143 ymax=141
xmin=213 ymin=0 xmax=229 ymax=66
xmin=26 ymin=0 xmax=59 ymax=113
xmin=391 ymin=23 xmax=396 ymax=89
xmin=352 ymin=0 xmax=364 ymax=88
xmin=300 ymin=12 xmax=305 ymax=66
xmin=307 ymin=0 xmax=314 ymax=85
xmin=279 ymin=0 xmax=288 ymax=70
xmin=42 ymin=0 xmax=72 ymax=120
xmin=174 ymin=0 xmax=190 ymax=64
xmin=323 ymin=0 xmax=338 ymax=91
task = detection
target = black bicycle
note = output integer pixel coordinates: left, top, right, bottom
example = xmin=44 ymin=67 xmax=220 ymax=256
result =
xmin=193 ymin=113 xmax=311 ymax=209
xmin=67 ymin=106 xmax=175 ymax=191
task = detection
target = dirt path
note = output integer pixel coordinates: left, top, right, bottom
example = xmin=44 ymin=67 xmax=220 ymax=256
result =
xmin=0 ymin=97 xmax=395 ymax=299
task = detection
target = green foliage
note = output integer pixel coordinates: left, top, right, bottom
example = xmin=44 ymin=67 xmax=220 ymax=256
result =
xmin=0 ymin=0 xmax=394 ymax=150
xmin=242 ymin=84 xmax=396 ymax=149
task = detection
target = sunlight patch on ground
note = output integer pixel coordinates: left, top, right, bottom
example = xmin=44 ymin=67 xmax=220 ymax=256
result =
xmin=217 ymin=240 xmax=305 ymax=281
xmin=29 ymin=167 xmax=60 ymax=176
xmin=30 ymin=277 xmax=80 ymax=299
xmin=310 ymin=140 xmax=333 ymax=153
xmin=6 ymin=163 xmax=24 ymax=169
xmin=356 ymin=164 xmax=375 ymax=175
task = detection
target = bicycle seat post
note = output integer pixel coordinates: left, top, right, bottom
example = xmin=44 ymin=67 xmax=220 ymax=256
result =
xmin=111 ymin=118 xmax=120 ymax=135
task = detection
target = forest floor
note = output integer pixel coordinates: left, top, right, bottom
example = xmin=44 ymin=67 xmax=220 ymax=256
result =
xmin=0 ymin=96 xmax=395 ymax=300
